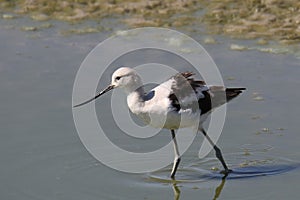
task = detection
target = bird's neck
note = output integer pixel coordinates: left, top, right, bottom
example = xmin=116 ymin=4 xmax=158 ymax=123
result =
xmin=126 ymin=86 xmax=145 ymax=113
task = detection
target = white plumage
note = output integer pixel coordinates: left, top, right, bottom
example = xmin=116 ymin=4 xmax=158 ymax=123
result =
xmin=74 ymin=67 xmax=245 ymax=178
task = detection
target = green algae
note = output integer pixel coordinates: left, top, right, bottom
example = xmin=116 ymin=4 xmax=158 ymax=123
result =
xmin=0 ymin=0 xmax=299 ymax=45
xmin=202 ymin=0 xmax=300 ymax=44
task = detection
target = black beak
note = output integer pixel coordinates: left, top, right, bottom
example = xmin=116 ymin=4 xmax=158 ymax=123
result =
xmin=73 ymin=85 xmax=115 ymax=108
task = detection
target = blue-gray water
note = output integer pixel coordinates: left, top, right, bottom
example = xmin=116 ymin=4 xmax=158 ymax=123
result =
xmin=1 ymin=18 xmax=300 ymax=199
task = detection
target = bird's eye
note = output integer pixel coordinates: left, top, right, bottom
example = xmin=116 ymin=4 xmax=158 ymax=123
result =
xmin=115 ymin=76 xmax=121 ymax=81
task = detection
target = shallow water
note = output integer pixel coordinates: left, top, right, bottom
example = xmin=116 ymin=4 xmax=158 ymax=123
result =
xmin=1 ymin=18 xmax=300 ymax=200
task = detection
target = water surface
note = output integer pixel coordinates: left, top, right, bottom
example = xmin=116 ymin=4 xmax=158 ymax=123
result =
xmin=1 ymin=18 xmax=300 ymax=200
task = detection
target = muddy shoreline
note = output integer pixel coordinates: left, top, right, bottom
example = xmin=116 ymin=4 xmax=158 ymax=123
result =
xmin=1 ymin=0 xmax=299 ymax=44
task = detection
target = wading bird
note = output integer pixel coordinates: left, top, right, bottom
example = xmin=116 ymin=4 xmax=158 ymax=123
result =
xmin=74 ymin=67 xmax=245 ymax=178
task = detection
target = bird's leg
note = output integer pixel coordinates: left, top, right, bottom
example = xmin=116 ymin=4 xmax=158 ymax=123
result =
xmin=170 ymin=129 xmax=181 ymax=179
xmin=200 ymin=128 xmax=232 ymax=174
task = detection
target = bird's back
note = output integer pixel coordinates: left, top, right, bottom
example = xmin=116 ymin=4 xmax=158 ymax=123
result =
xmin=131 ymin=72 xmax=245 ymax=129
xmin=163 ymin=72 xmax=245 ymax=116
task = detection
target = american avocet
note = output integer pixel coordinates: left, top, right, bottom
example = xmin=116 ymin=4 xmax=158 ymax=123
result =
xmin=74 ymin=67 xmax=245 ymax=178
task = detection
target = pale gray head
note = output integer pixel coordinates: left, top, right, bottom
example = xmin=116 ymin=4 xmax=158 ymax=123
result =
xmin=73 ymin=67 xmax=142 ymax=107
xmin=111 ymin=67 xmax=142 ymax=93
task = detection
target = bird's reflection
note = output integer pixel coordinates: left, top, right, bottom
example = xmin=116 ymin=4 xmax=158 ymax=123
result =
xmin=172 ymin=183 xmax=181 ymax=200
xmin=172 ymin=174 xmax=228 ymax=200
xmin=212 ymin=175 xmax=227 ymax=200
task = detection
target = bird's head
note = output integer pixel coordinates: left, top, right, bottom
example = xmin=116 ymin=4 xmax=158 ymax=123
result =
xmin=110 ymin=67 xmax=142 ymax=92
xmin=73 ymin=67 xmax=142 ymax=108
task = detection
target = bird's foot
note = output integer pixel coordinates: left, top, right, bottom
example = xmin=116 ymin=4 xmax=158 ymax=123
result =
xmin=170 ymin=174 xmax=176 ymax=180
xmin=220 ymin=169 xmax=233 ymax=175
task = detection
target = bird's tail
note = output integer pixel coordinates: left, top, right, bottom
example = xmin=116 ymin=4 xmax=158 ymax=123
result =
xmin=202 ymin=87 xmax=246 ymax=114
xmin=226 ymin=88 xmax=246 ymax=102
